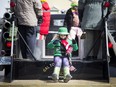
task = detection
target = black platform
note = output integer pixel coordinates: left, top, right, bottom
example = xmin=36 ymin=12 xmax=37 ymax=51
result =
xmin=10 ymin=59 xmax=109 ymax=81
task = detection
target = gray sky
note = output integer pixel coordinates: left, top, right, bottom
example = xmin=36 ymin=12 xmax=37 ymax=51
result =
xmin=0 ymin=0 xmax=10 ymax=18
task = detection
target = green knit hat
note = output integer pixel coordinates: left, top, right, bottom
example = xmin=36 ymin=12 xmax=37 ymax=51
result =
xmin=58 ymin=27 xmax=69 ymax=35
xmin=71 ymin=1 xmax=78 ymax=7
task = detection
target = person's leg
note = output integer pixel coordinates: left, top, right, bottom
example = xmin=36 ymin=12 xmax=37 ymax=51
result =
xmin=52 ymin=56 xmax=62 ymax=81
xmin=18 ymin=25 xmax=37 ymax=59
xmin=62 ymin=57 xmax=72 ymax=82
xmin=26 ymin=26 xmax=36 ymax=59
xmin=18 ymin=25 xmax=27 ymax=58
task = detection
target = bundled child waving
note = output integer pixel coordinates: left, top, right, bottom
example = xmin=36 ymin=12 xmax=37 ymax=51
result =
xmin=47 ymin=27 xmax=78 ymax=83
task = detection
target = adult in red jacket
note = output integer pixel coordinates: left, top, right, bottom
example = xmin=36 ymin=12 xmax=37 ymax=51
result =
xmin=40 ymin=0 xmax=51 ymax=35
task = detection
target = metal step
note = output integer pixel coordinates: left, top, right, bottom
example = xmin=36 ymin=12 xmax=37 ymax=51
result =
xmin=11 ymin=58 xmax=109 ymax=81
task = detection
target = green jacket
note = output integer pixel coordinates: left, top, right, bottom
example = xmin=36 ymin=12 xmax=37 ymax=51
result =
xmin=47 ymin=39 xmax=78 ymax=57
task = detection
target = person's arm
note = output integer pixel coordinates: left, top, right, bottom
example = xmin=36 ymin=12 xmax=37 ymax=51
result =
xmin=47 ymin=40 xmax=55 ymax=49
xmin=33 ymin=0 xmax=43 ymax=24
xmin=47 ymin=40 xmax=60 ymax=49
xmin=33 ymin=0 xmax=42 ymax=16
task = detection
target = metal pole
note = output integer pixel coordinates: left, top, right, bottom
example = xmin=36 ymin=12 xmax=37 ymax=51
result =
xmin=9 ymin=14 xmax=15 ymax=83
xmin=10 ymin=20 xmax=15 ymax=57
xmin=105 ymin=19 xmax=110 ymax=58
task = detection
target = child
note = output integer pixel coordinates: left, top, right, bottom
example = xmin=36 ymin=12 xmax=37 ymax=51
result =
xmin=64 ymin=0 xmax=86 ymax=40
xmin=47 ymin=27 xmax=78 ymax=83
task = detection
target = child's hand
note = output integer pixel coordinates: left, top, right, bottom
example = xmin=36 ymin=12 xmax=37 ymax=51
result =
xmin=51 ymin=34 xmax=59 ymax=41
xmin=72 ymin=39 xmax=76 ymax=44
xmin=70 ymin=65 xmax=77 ymax=72
xmin=53 ymin=40 xmax=59 ymax=44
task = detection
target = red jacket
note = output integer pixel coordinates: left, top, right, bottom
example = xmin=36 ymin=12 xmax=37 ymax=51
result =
xmin=40 ymin=2 xmax=50 ymax=35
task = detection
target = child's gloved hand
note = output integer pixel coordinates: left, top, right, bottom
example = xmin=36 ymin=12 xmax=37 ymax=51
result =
xmin=70 ymin=65 xmax=77 ymax=72
xmin=53 ymin=40 xmax=59 ymax=44
xmin=72 ymin=39 xmax=76 ymax=44
xmin=66 ymin=46 xmax=73 ymax=55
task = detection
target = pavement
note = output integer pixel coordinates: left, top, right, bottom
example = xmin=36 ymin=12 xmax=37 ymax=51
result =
xmin=0 ymin=77 xmax=116 ymax=87
xmin=0 ymin=70 xmax=116 ymax=87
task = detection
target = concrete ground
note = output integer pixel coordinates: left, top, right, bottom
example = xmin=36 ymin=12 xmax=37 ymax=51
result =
xmin=0 ymin=78 xmax=116 ymax=87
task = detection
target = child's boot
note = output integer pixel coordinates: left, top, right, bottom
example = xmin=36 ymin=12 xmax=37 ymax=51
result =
xmin=52 ymin=67 xmax=60 ymax=82
xmin=63 ymin=67 xmax=72 ymax=83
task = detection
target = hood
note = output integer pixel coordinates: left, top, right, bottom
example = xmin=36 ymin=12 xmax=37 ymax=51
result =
xmin=42 ymin=2 xmax=50 ymax=10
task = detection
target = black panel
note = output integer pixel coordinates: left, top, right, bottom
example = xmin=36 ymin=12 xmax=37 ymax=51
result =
xmin=12 ymin=59 xmax=108 ymax=81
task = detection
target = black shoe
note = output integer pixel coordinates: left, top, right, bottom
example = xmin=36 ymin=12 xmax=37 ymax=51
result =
xmin=64 ymin=74 xmax=72 ymax=83
xmin=81 ymin=32 xmax=86 ymax=39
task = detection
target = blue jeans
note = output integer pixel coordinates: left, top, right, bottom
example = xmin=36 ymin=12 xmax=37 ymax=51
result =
xmin=18 ymin=25 xmax=37 ymax=59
